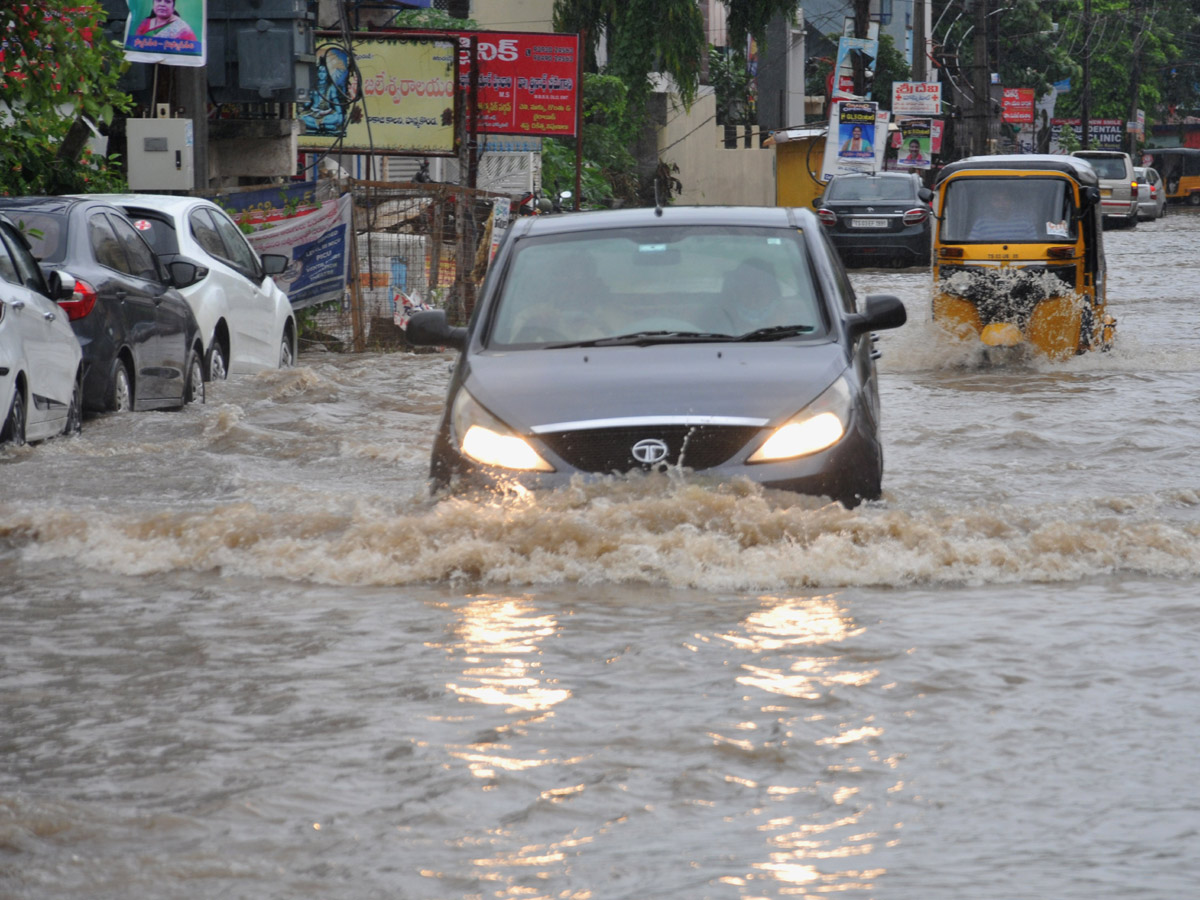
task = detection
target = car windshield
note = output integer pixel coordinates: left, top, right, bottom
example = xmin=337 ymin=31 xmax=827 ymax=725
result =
xmin=486 ymin=226 xmax=826 ymax=348
xmin=1078 ymin=156 xmax=1127 ymax=179
xmin=826 ymin=177 xmax=915 ymax=201
xmin=2 ymin=211 xmax=68 ymax=262
xmin=940 ymin=177 xmax=1077 ymax=243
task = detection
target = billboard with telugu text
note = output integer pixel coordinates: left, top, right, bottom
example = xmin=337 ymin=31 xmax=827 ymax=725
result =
xmin=122 ymin=0 xmax=206 ymax=67
xmin=299 ymin=37 xmax=457 ymax=155
xmin=452 ymin=31 xmax=579 ymax=137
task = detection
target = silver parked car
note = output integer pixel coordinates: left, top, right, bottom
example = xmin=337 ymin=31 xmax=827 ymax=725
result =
xmin=1071 ymin=150 xmax=1138 ymax=228
xmin=1134 ymin=166 xmax=1167 ymax=221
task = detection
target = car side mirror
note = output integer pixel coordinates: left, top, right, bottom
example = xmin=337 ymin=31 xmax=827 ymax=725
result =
xmin=260 ymin=253 xmax=289 ymax=276
xmin=847 ymin=293 xmax=907 ymax=340
xmin=1083 ymin=186 xmax=1102 ymax=208
xmin=919 ymin=187 xmax=934 ymax=203
xmin=167 ymin=259 xmax=208 ymax=289
xmin=811 ymin=196 xmax=824 ymax=209
xmin=46 ymin=269 xmax=77 ymax=301
xmin=406 ymin=309 xmax=468 ymax=351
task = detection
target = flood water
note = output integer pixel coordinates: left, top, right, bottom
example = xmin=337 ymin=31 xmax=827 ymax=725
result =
xmin=3 ymin=210 xmax=1200 ymax=900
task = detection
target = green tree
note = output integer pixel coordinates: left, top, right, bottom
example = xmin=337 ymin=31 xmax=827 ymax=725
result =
xmin=0 ymin=1 xmax=131 ymax=195
xmin=541 ymin=73 xmax=638 ymax=206
xmin=871 ymin=33 xmax=912 ymax=112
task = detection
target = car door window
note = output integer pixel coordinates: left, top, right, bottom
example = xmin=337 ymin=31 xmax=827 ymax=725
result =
xmin=189 ymin=209 xmax=228 ymax=259
xmin=0 ymin=225 xmax=50 ymax=295
xmin=110 ymin=214 xmax=162 ymax=281
xmin=0 ymin=227 xmax=22 ymax=285
xmin=210 ymin=211 xmax=260 ymax=278
xmin=89 ymin=213 xmax=131 ymax=273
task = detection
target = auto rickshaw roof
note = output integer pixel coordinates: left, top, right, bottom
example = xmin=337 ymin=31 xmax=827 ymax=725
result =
xmin=934 ymin=154 xmax=1100 ymax=188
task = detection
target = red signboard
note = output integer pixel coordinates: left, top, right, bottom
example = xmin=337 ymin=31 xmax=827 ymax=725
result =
xmin=454 ymin=31 xmax=580 ymax=137
xmin=1002 ymin=88 xmax=1035 ymax=125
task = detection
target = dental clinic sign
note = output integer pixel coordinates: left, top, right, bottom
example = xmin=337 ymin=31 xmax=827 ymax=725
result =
xmin=892 ymin=82 xmax=941 ymax=116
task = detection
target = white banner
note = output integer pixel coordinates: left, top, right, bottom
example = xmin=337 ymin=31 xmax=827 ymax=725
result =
xmin=248 ymin=194 xmax=353 ymax=310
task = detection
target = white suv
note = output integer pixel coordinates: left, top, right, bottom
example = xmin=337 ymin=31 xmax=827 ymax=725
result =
xmin=1071 ymin=150 xmax=1138 ymax=228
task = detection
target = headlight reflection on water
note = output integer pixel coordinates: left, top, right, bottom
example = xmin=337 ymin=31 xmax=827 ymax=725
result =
xmin=717 ymin=594 xmax=891 ymax=896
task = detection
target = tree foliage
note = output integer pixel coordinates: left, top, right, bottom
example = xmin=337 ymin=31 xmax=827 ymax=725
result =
xmin=541 ymin=73 xmax=638 ymax=206
xmin=0 ymin=1 xmax=131 ymax=195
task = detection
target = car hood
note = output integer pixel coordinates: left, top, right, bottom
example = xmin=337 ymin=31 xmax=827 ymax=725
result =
xmin=462 ymin=341 xmax=849 ymax=430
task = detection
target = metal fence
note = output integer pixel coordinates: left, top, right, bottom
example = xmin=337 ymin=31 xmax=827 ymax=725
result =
xmin=304 ymin=179 xmax=510 ymax=352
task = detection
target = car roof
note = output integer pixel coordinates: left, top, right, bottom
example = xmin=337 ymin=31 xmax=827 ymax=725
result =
xmin=75 ymin=193 xmax=205 ymax=215
xmin=0 ymin=196 xmax=92 ymax=214
xmin=508 ymin=205 xmax=817 ymax=240
xmin=934 ymin=154 xmax=1099 ymax=187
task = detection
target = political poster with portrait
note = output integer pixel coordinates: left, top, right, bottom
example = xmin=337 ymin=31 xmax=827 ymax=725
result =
xmin=122 ymin=0 xmax=206 ymax=66
xmin=837 ymin=101 xmax=877 ymax=162
xmin=299 ymin=37 xmax=457 ymax=155
xmin=896 ymin=118 xmax=933 ymax=169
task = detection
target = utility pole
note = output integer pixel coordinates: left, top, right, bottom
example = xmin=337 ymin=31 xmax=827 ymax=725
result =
xmin=913 ymin=0 xmax=928 ymax=82
xmin=852 ymin=0 xmax=871 ymax=96
xmin=1081 ymin=0 xmax=1091 ymax=149
xmin=972 ymin=0 xmax=990 ymax=155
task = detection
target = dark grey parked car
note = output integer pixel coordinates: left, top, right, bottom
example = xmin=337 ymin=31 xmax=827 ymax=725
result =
xmin=405 ymin=205 xmax=907 ymax=508
xmin=815 ymin=171 xmax=934 ymax=268
xmin=0 ymin=196 xmax=206 ymax=413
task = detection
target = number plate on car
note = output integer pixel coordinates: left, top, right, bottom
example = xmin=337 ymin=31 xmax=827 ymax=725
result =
xmin=850 ymin=218 xmax=888 ymax=228
xmin=1100 ymin=188 xmax=1112 ymax=197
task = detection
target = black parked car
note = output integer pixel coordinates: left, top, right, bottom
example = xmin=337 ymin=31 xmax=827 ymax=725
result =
xmin=815 ymin=171 xmax=934 ymax=268
xmin=404 ymin=205 xmax=907 ymax=508
xmin=0 ymin=197 xmax=206 ymax=413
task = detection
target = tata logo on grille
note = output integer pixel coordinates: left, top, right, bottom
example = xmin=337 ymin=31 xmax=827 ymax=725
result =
xmin=631 ymin=438 xmax=669 ymax=465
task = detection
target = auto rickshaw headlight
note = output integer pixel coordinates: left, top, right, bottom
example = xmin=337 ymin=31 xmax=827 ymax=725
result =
xmin=748 ymin=377 xmax=852 ymax=463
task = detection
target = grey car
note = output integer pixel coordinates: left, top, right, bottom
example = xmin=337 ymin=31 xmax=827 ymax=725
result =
xmin=1134 ymin=166 xmax=1166 ymax=220
xmin=404 ymin=205 xmax=907 ymax=508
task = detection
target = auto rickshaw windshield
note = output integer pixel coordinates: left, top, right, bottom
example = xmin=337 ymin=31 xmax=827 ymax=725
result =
xmin=941 ymin=177 xmax=1077 ymax=243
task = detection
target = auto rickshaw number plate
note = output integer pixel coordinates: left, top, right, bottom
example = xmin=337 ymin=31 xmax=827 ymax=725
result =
xmin=850 ymin=218 xmax=888 ymax=228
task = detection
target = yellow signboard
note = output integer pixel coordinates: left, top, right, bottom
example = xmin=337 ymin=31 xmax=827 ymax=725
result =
xmin=299 ymin=37 xmax=457 ymax=155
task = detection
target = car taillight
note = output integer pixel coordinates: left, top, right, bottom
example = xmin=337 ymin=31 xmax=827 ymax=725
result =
xmin=817 ymin=208 xmax=837 ymax=226
xmin=56 ymin=278 xmax=98 ymax=321
xmin=1131 ymin=182 xmax=1139 ymax=199
xmin=902 ymin=207 xmax=928 ymax=225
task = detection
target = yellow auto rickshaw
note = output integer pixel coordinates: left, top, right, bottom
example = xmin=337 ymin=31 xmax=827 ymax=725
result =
xmin=931 ymin=154 xmax=1116 ymax=360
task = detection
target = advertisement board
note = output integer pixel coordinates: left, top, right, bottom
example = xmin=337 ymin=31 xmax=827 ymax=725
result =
xmin=249 ymin=194 xmax=354 ymax=311
xmin=453 ymin=31 xmax=580 ymax=137
xmin=298 ymin=37 xmax=457 ymax=155
xmin=1002 ymin=88 xmax=1035 ymax=124
xmin=892 ymin=82 xmax=941 ymax=115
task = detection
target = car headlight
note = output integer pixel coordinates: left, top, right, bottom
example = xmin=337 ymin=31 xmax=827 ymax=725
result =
xmin=747 ymin=376 xmax=853 ymax=463
xmin=451 ymin=389 xmax=555 ymax=472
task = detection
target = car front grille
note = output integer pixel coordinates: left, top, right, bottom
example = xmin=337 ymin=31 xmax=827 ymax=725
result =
xmin=536 ymin=424 xmax=763 ymax=474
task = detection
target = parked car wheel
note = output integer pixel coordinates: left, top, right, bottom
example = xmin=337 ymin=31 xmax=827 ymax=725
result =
xmin=110 ymin=361 xmax=134 ymax=413
xmin=207 ymin=341 xmax=228 ymax=381
xmin=182 ymin=349 xmax=205 ymax=407
xmin=2 ymin=385 xmax=26 ymax=446
xmin=63 ymin=372 xmax=83 ymax=436
xmin=279 ymin=330 xmax=294 ymax=368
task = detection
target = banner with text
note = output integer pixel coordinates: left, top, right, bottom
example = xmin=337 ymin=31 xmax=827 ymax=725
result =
xmin=299 ymin=37 xmax=457 ymax=154
xmin=892 ymin=82 xmax=941 ymax=115
xmin=452 ymin=31 xmax=579 ymax=137
xmin=1051 ymin=118 xmax=1124 ymax=151
xmin=249 ymin=194 xmax=353 ymax=311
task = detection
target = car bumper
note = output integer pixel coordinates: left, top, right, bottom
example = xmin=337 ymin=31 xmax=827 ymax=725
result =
xmin=430 ymin=413 xmax=885 ymax=507
xmin=827 ymin=227 xmax=931 ymax=264
xmin=1100 ymin=199 xmax=1136 ymax=218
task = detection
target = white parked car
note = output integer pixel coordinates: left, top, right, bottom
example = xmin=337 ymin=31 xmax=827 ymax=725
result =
xmin=82 ymin=195 xmax=296 ymax=380
xmin=0 ymin=214 xmax=83 ymax=444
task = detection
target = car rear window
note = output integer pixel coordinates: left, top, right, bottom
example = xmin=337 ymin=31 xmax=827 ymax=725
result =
xmin=826 ymin=177 xmax=915 ymax=201
xmin=124 ymin=210 xmax=180 ymax=256
xmin=1079 ymin=156 xmax=1128 ymax=179
xmin=4 ymin=211 xmax=68 ymax=262
xmin=488 ymin=226 xmax=826 ymax=347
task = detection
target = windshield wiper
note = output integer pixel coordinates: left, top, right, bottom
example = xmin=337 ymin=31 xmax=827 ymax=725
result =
xmin=734 ymin=324 xmax=817 ymax=341
xmin=547 ymin=330 xmax=736 ymax=348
